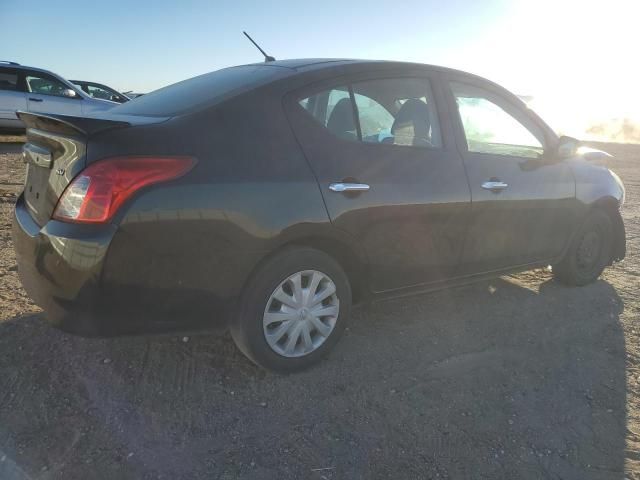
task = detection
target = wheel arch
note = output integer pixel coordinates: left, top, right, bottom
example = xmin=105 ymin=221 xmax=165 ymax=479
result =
xmin=242 ymin=233 xmax=370 ymax=307
xmin=591 ymin=197 xmax=626 ymax=263
xmin=283 ymin=235 xmax=369 ymax=304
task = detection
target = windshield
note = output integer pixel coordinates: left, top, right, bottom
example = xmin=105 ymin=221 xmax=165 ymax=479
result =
xmin=110 ymin=65 xmax=287 ymax=117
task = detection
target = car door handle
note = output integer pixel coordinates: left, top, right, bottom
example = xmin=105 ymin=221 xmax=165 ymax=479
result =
xmin=28 ymin=97 xmax=43 ymax=102
xmin=329 ymin=183 xmax=370 ymax=193
xmin=481 ymin=181 xmax=508 ymax=191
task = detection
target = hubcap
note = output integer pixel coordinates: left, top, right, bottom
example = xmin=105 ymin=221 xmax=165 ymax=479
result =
xmin=263 ymin=270 xmax=340 ymax=358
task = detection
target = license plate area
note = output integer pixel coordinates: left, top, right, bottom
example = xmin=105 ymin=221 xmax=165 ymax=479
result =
xmin=24 ymin=163 xmax=52 ymax=221
xmin=20 ymin=129 xmax=86 ymax=227
xmin=22 ymin=142 xmax=54 ymax=225
xmin=23 ymin=143 xmax=53 ymax=169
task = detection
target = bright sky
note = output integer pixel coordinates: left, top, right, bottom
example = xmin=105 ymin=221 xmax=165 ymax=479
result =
xmin=2 ymin=0 xmax=638 ymax=140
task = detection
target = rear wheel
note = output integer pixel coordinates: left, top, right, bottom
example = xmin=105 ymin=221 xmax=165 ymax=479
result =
xmin=230 ymin=247 xmax=351 ymax=372
xmin=553 ymin=209 xmax=612 ymax=286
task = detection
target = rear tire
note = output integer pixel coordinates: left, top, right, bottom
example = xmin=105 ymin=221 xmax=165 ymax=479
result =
xmin=553 ymin=209 xmax=612 ymax=286
xmin=230 ymin=247 xmax=352 ymax=372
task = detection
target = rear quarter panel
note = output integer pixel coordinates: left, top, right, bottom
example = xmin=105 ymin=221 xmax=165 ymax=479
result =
xmin=92 ymin=88 xmax=348 ymax=317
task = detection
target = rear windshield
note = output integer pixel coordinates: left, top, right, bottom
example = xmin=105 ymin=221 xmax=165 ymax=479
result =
xmin=110 ymin=65 xmax=287 ymax=117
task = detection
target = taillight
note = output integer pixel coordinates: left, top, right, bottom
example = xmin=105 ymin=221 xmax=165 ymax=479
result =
xmin=53 ymin=156 xmax=195 ymax=224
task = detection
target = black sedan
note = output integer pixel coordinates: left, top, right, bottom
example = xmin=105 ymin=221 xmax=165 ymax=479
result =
xmin=12 ymin=59 xmax=626 ymax=371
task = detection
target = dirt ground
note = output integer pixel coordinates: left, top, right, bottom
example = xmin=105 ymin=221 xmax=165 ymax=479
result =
xmin=0 ymin=135 xmax=638 ymax=479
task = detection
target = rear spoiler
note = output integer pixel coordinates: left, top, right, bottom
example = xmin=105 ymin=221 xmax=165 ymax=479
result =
xmin=17 ymin=111 xmax=131 ymax=137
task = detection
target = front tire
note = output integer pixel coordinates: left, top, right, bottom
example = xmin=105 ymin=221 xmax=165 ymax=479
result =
xmin=230 ymin=247 xmax=352 ymax=372
xmin=554 ymin=209 xmax=613 ymax=286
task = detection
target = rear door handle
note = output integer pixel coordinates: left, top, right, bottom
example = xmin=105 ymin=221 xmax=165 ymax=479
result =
xmin=28 ymin=97 xmax=43 ymax=102
xmin=329 ymin=183 xmax=370 ymax=193
xmin=481 ymin=181 xmax=508 ymax=192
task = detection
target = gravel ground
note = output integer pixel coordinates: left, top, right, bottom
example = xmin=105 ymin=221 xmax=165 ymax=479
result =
xmin=0 ymin=136 xmax=638 ymax=479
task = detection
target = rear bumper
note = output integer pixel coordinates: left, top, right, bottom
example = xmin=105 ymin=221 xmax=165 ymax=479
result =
xmin=12 ymin=194 xmax=239 ymax=335
xmin=12 ymin=194 xmax=115 ymax=333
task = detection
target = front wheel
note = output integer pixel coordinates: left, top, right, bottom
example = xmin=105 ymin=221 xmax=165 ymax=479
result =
xmin=553 ymin=209 xmax=613 ymax=286
xmin=230 ymin=247 xmax=352 ymax=372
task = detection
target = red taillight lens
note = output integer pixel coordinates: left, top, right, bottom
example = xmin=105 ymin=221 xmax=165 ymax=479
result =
xmin=53 ymin=156 xmax=195 ymax=224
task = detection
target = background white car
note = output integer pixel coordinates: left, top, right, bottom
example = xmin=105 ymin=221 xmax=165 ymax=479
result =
xmin=0 ymin=61 xmax=117 ymax=131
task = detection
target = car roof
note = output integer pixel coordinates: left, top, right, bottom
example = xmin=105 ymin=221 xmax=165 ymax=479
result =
xmin=252 ymin=58 xmax=458 ymax=71
xmin=243 ymin=58 xmax=484 ymax=83
xmin=246 ymin=58 xmax=361 ymax=69
xmin=0 ymin=63 xmax=60 ymax=75
xmin=248 ymin=59 xmax=531 ymax=104
xmin=0 ymin=63 xmax=81 ymax=85
xmin=69 ymin=80 xmax=112 ymax=87
xmin=107 ymin=58 xmax=505 ymax=118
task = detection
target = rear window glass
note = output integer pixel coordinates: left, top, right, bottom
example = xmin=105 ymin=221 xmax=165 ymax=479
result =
xmin=111 ymin=65 xmax=287 ymax=117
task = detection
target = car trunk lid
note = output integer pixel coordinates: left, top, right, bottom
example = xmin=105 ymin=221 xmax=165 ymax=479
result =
xmin=17 ymin=111 xmax=132 ymax=227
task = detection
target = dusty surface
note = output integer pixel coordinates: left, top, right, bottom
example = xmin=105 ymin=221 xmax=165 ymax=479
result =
xmin=0 ymin=138 xmax=39 ymax=320
xmin=0 ymin=136 xmax=638 ymax=479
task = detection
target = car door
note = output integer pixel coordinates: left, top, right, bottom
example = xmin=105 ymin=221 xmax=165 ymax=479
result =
xmin=0 ymin=67 xmax=27 ymax=128
xmin=286 ymin=71 xmax=471 ymax=292
xmin=84 ymin=83 xmax=127 ymax=103
xmin=444 ymin=76 xmax=576 ymax=274
xmin=23 ymin=71 xmax=83 ymax=116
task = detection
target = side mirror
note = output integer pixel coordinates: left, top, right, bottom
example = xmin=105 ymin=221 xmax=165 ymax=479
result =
xmin=556 ymin=135 xmax=580 ymax=159
xmin=62 ymin=88 xmax=78 ymax=98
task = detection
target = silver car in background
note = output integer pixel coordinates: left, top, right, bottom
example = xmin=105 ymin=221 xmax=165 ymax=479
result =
xmin=0 ymin=61 xmax=117 ymax=130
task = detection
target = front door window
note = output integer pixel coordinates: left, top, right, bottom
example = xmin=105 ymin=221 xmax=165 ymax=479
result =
xmin=451 ymin=82 xmax=544 ymax=158
xmin=25 ymin=74 xmax=70 ymax=97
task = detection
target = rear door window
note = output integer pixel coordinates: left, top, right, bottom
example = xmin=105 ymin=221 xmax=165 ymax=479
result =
xmin=299 ymin=86 xmax=357 ymax=140
xmin=0 ymin=70 xmax=19 ymax=91
xmin=84 ymin=84 xmax=115 ymax=100
xmin=298 ymin=77 xmax=442 ymax=148
xmin=352 ymin=92 xmax=395 ymax=142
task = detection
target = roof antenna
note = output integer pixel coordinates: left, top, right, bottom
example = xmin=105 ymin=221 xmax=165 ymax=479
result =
xmin=243 ymin=31 xmax=276 ymax=62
